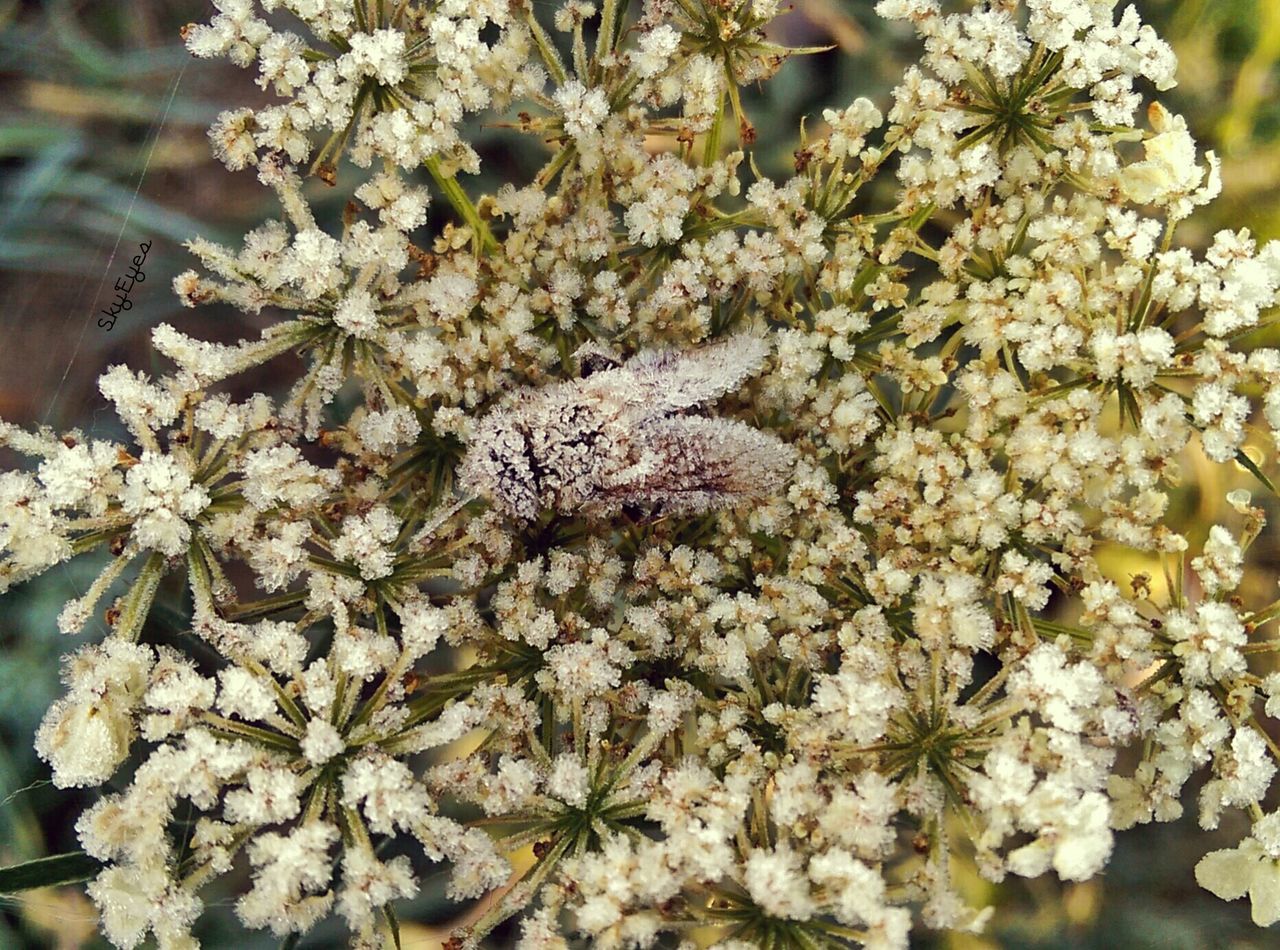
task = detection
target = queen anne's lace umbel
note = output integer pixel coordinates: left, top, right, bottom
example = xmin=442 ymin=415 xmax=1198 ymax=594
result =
xmin=6 ymin=0 xmax=1280 ymax=946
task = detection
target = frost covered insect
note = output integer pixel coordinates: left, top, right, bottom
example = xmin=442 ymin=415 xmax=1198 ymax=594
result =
xmin=458 ymin=335 xmax=795 ymax=521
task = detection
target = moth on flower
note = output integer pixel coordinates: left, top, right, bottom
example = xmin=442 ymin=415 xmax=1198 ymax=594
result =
xmin=459 ymin=335 xmax=795 ymax=520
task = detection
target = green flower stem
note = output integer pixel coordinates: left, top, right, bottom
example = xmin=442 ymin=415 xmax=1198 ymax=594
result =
xmin=703 ymin=87 xmax=726 ymax=166
xmin=221 ymin=588 xmax=308 ymax=622
xmin=468 ymin=832 xmax=574 ymax=943
xmin=423 ymin=155 xmax=498 ymax=252
xmin=114 ymin=551 xmax=167 ymax=643
xmin=199 ymin=714 xmax=300 ymax=752
xmin=525 ymin=7 xmax=568 ymax=86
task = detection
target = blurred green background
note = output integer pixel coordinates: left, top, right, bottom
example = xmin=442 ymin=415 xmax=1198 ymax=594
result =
xmin=1 ymin=0 xmax=1280 ymax=946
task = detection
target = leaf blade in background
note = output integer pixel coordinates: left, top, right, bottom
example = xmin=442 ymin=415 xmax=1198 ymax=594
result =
xmin=0 ymin=852 xmax=102 ymax=893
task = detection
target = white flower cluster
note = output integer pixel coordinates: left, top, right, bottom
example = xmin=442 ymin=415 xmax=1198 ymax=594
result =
xmin=190 ymin=0 xmax=539 ymax=174
xmin=4 ymin=0 xmax=1280 ymax=947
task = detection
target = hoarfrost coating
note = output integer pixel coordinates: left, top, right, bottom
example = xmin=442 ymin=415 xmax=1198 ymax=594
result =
xmin=2 ymin=0 xmax=1280 ymax=947
xmin=458 ymin=335 xmax=796 ymax=520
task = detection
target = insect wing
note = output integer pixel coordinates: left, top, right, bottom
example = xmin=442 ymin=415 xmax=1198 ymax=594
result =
xmin=613 ymin=335 xmax=770 ymax=413
xmin=587 ymin=414 xmax=794 ymax=516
